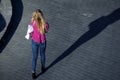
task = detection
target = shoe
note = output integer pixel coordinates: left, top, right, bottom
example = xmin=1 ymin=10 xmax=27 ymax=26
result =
xmin=41 ymin=67 xmax=46 ymax=73
xmin=32 ymin=73 xmax=36 ymax=79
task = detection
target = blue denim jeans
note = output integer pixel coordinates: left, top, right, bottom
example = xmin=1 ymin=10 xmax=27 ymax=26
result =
xmin=32 ymin=39 xmax=46 ymax=73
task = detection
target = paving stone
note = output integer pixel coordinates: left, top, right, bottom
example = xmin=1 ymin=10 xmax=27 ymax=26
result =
xmin=0 ymin=0 xmax=120 ymax=80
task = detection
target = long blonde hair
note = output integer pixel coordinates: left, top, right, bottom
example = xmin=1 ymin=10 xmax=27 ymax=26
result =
xmin=31 ymin=9 xmax=45 ymax=34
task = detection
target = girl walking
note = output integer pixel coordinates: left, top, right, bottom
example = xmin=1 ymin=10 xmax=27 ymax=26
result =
xmin=30 ymin=9 xmax=49 ymax=79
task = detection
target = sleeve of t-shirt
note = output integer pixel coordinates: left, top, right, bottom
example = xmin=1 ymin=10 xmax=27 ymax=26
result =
xmin=45 ymin=22 xmax=49 ymax=33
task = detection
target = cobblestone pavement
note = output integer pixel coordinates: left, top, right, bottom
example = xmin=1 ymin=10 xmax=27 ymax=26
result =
xmin=0 ymin=0 xmax=120 ymax=80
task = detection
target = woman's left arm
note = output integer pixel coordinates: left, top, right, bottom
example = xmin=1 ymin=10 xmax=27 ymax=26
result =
xmin=45 ymin=22 xmax=49 ymax=33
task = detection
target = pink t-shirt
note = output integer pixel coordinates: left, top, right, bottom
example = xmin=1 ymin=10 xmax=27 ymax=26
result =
xmin=31 ymin=20 xmax=49 ymax=44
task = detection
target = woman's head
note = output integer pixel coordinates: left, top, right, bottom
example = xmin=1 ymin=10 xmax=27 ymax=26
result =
xmin=32 ymin=9 xmax=45 ymax=34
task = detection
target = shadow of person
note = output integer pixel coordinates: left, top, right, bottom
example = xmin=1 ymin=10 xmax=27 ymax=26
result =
xmin=0 ymin=0 xmax=23 ymax=53
xmin=0 ymin=14 xmax=6 ymax=32
xmin=36 ymin=8 xmax=120 ymax=78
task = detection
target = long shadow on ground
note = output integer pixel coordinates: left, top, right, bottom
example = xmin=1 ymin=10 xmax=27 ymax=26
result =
xmin=36 ymin=8 xmax=120 ymax=78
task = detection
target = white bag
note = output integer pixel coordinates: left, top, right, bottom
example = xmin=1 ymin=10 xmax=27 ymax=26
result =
xmin=25 ymin=25 xmax=33 ymax=40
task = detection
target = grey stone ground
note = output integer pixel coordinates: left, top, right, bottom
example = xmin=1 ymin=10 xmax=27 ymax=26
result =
xmin=0 ymin=0 xmax=120 ymax=80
